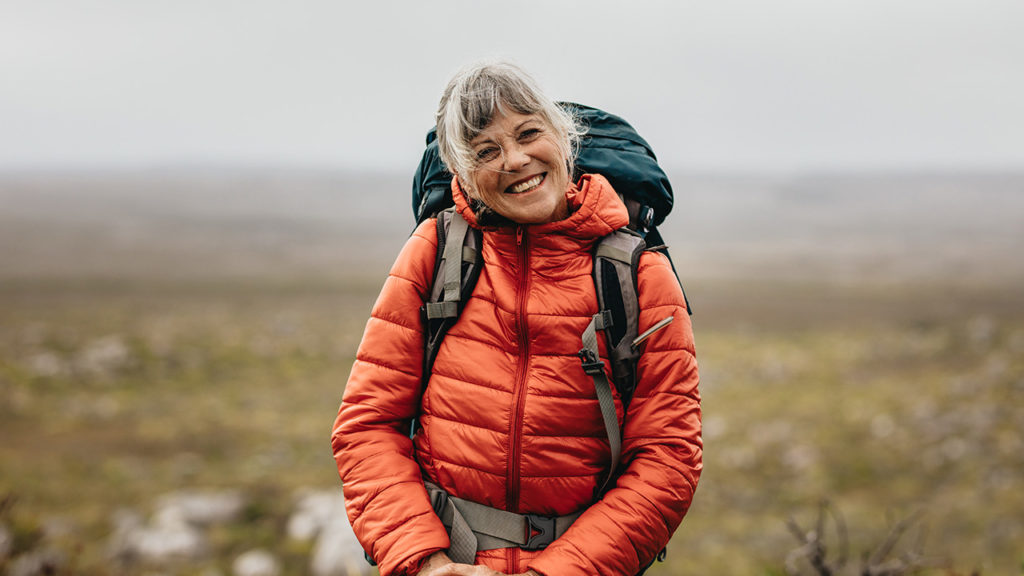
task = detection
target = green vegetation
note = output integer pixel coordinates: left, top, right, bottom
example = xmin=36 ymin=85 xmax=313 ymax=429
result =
xmin=1 ymin=277 xmax=1021 ymax=575
xmin=671 ymin=283 xmax=1024 ymax=575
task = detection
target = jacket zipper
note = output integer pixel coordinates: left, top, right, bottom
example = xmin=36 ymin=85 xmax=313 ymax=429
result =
xmin=508 ymin=225 xmax=530 ymax=518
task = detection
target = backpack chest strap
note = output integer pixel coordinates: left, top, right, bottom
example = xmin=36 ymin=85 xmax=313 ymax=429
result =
xmin=425 ymin=482 xmax=582 ymax=564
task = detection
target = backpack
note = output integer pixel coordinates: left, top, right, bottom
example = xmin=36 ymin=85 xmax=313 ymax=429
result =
xmin=409 ymin=103 xmax=687 ymax=573
xmin=413 ymin=103 xmax=675 ymax=247
xmin=413 ymin=103 xmax=688 ymax=402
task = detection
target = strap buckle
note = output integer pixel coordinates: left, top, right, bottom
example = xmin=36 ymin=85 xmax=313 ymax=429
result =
xmin=576 ymin=349 xmax=604 ymax=376
xmin=524 ymin=514 xmax=556 ymax=550
xmin=639 ymin=205 xmax=654 ymax=232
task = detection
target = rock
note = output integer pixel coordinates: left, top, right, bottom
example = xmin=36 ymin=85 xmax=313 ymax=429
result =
xmin=232 ymin=548 xmax=281 ymax=576
xmin=0 ymin=522 xmax=11 ymax=560
xmin=310 ymin=494 xmax=373 ymax=576
xmin=107 ymin=508 xmax=144 ymax=562
xmin=7 ymin=548 xmax=66 ymax=576
xmin=26 ymin=351 xmax=67 ymax=378
xmin=108 ymin=506 xmax=207 ymax=565
xmin=287 ymin=490 xmax=345 ymax=541
xmin=76 ymin=335 xmax=132 ymax=378
xmin=155 ymin=490 xmax=246 ymax=526
xmin=141 ymin=504 xmax=207 ymax=562
xmin=40 ymin=515 xmax=77 ymax=542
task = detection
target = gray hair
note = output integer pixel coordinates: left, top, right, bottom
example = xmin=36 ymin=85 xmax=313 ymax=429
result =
xmin=435 ymin=61 xmax=581 ymax=184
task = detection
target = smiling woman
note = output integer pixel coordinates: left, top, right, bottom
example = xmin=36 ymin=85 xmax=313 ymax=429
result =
xmin=433 ymin=62 xmax=581 ymax=226
xmin=331 ymin=61 xmax=702 ymax=576
xmin=460 ymin=111 xmax=570 ymax=224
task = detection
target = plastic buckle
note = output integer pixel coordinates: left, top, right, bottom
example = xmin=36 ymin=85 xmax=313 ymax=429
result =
xmin=577 ymin=349 xmax=604 ymax=376
xmin=640 ymin=205 xmax=654 ymax=230
xmin=595 ymin=309 xmax=614 ymax=331
xmin=524 ymin=514 xmax=556 ymax=550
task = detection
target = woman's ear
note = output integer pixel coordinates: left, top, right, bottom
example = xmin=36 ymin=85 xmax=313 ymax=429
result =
xmin=456 ymin=174 xmax=474 ymax=198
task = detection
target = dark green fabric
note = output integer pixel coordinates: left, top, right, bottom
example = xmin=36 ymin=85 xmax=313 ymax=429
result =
xmin=412 ymin=103 xmax=674 ymax=227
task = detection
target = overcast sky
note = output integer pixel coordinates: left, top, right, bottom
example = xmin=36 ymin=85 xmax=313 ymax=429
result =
xmin=2 ymin=0 xmax=1022 ymax=173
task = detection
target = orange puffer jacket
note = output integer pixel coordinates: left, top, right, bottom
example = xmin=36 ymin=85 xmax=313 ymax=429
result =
xmin=332 ymin=174 xmax=701 ymax=576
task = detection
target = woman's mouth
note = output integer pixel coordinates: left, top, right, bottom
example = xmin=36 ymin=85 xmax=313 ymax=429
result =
xmin=505 ymin=173 xmax=545 ymax=195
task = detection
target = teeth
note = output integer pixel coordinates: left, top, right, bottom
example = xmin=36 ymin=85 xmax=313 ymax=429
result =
xmin=509 ymin=174 xmax=543 ymax=194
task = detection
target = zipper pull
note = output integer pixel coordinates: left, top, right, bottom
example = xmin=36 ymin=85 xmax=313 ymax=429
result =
xmin=516 ymin=226 xmax=524 ymax=246
xmin=631 ymin=315 xmax=674 ymax=350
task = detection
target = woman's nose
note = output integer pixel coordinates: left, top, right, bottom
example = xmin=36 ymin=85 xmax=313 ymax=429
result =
xmin=503 ymin=143 xmax=529 ymax=171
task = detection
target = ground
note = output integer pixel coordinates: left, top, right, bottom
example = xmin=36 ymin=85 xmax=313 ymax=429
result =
xmin=1 ymin=171 xmax=1021 ymax=575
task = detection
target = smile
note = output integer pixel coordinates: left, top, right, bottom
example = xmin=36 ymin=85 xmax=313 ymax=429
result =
xmin=506 ymin=173 xmax=545 ymax=195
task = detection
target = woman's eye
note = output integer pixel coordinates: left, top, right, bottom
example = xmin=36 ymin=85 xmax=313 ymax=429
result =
xmin=519 ymin=128 xmax=541 ymax=141
xmin=476 ymin=147 xmax=500 ymax=161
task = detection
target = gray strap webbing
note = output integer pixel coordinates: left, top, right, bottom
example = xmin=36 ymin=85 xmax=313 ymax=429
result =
xmin=447 ymin=500 xmax=478 ymax=565
xmin=443 ymin=212 xmax=470 ymax=302
xmin=594 ymin=243 xmax=633 ymax=265
xmin=425 ymin=212 xmax=474 ymax=321
xmin=426 ymin=482 xmax=582 ymax=564
xmin=593 ymin=229 xmax=644 ymax=389
xmin=424 ymin=300 xmax=458 ymax=320
xmin=580 ymin=314 xmax=622 ymax=496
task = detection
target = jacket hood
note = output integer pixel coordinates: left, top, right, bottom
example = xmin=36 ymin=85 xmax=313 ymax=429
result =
xmin=451 ymin=173 xmax=629 ymax=241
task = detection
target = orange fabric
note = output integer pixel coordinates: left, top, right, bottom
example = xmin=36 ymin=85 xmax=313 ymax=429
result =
xmin=332 ymin=174 xmax=702 ymax=576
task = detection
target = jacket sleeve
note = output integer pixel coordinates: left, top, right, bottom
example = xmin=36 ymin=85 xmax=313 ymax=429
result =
xmin=530 ymin=250 xmax=703 ymax=576
xmin=331 ymin=220 xmax=451 ymax=576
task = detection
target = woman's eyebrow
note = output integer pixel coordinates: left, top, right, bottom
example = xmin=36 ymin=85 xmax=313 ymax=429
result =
xmin=470 ymin=134 xmax=495 ymax=146
xmin=470 ymin=119 xmax=536 ymax=146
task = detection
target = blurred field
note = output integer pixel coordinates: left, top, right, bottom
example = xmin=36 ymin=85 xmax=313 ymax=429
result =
xmin=1 ymin=171 xmax=1022 ymax=575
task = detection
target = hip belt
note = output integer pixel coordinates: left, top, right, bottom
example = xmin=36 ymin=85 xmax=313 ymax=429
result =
xmin=425 ymin=482 xmax=583 ymax=564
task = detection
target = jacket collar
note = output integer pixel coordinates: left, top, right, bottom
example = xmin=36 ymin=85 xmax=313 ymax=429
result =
xmin=450 ymin=173 xmax=629 ymax=243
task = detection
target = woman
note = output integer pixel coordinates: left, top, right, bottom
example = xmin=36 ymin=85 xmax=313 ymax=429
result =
xmin=332 ymin=61 xmax=701 ymax=576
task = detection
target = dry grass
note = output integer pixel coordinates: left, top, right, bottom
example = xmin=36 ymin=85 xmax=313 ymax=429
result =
xmin=2 ymin=171 xmax=1022 ymax=574
xmin=2 ymin=276 xmax=1021 ymax=575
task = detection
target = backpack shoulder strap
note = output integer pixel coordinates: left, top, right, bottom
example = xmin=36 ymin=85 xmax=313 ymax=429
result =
xmin=618 ymin=192 xmax=691 ymax=316
xmin=579 ymin=227 xmax=681 ymax=497
xmin=593 ymin=228 xmax=646 ymax=401
xmin=421 ymin=207 xmax=483 ymax=383
xmin=577 ymin=227 xmax=645 ymax=495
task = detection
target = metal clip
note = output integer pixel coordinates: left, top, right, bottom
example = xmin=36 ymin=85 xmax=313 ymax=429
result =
xmin=631 ymin=315 xmax=674 ymax=350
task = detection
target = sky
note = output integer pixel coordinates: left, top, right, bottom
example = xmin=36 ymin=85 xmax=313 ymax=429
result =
xmin=1 ymin=0 xmax=1023 ymax=173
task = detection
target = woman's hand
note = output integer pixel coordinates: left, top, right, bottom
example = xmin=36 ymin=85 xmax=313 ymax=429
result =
xmin=415 ymin=551 xmax=543 ymax=576
xmin=416 ymin=552 xmax=455 ymax=575
xmin=416 ymin=551 xmax=509 ymax=576
xmin=423 ymin=566 xmax=507 ymax=576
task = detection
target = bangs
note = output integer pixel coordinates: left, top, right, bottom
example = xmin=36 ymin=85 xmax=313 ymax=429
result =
xmin=435 ymin=61 xmax=579 ymax=179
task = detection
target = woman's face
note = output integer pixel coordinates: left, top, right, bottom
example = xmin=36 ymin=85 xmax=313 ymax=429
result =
xmin=463 ymin=111 xmax=570 ymax=225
